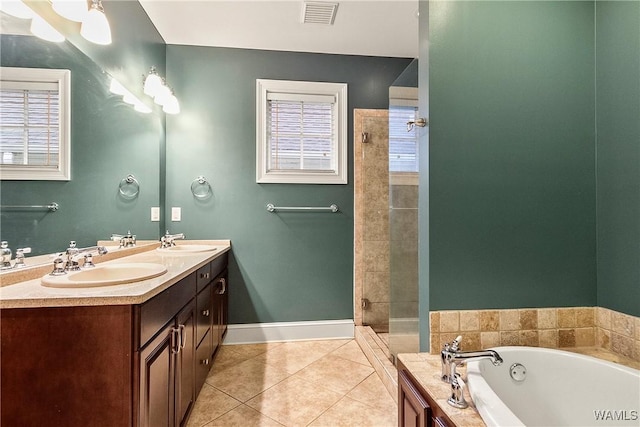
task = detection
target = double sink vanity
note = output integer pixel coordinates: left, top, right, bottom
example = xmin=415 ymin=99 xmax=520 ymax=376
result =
xmin=0 ymin=240 xmax=230 ymax=427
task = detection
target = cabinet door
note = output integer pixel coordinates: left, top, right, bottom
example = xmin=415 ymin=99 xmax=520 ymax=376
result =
xmin=139 ymin=321 xmax=176 ymax=427
xmin=398 ymin=370 xmax=430 ymax=427
xmin=175 ymin=299 xmax=196 ymax=427
xmin=211 ymin=276 xmax=223 ymax=357
xmin=195 ymin=328 xmax=213 ymax=394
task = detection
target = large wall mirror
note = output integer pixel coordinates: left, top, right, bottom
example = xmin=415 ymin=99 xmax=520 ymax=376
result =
xmin=0 ymin=6 xmax=165 ymax=261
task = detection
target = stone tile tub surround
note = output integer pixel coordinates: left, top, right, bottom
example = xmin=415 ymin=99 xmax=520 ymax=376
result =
xmin=430 ymin=307 xmax=640 ymax=363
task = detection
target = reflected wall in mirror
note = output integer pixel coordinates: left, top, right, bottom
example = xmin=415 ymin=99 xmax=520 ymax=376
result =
xmin=0 ymin=13 xmax=163 ymax=259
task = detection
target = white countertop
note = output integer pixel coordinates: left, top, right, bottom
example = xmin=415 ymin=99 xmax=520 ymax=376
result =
xmin=0 ymin=240 xmax=231 ymax=309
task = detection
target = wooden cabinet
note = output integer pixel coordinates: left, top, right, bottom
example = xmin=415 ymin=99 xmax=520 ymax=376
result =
xmin=397 ymin=361 xmax=453 ymax=427
xmin=1 ymin=252 xmax=228 ymax=427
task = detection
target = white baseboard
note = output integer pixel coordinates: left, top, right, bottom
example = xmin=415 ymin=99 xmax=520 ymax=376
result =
xmin=224 ymin=319 xmax=355 ymax=345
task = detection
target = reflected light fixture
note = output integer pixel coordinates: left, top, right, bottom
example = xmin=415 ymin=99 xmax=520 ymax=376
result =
xmin=52 ymin=0 xmax=88 ymax=22
xmin=143 ymin=67 xmax=162 ymax=97
xmin=153 ymin=80 xmax=172 ymax=106
xmin=80 ymin=0 xmax=111 ymax=45
xmin=0 ymin=0 xmax=34 ymax=19
xmin=110 ymin=77 xmax=151 ymax=114
xmin=30 ymin=15 xmax=65 ymax=42
xmin=162 ymin=91 xmax=180 ymax=115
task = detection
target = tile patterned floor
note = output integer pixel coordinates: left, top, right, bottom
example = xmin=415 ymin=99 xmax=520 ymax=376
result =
xmin=187 ymin=339 xmax=398 ymax=427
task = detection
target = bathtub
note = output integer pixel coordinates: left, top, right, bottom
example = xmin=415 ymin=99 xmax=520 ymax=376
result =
xmin=466 ymin=346 xmax=640 ymax=427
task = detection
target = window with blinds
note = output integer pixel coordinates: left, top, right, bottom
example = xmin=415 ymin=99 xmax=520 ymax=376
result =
xmin=0 ymin=67 xmax=70 ymax=181
xmin=257 ymin=79 xmax=347 ymax=184
xmin=389 ymin=105 xmax=419 ymax=172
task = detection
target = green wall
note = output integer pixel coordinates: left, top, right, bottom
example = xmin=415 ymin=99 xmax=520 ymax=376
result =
xmin=0 ymin=35 xmax=163 ymax=255
xmin=595 ymin=1 xmax=640 ymax=317
xmin=425 ymin=1 xmax=597 ymax=314
xmin=165 ymin=45 xmax=411 ymax=324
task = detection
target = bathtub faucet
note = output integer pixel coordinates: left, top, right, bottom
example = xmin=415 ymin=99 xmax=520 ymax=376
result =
xmin=440 ymin=337 xmax=503 ymax=409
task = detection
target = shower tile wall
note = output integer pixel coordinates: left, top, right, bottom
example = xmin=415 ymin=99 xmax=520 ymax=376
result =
xmin=354 ymin=109 xmax=390 ymax=332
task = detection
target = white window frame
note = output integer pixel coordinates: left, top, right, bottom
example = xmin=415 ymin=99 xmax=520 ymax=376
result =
xmin=0 ymin=67 xmax=71 ymax=181
xmin=256 ymin=79 xmax=347 ymax=184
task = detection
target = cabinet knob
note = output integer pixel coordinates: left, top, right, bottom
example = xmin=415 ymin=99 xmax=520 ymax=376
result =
xmin=201 ymin=358 xmax=209 ymax=365
xmin=202 ymin=309 xmax=210 ymax=317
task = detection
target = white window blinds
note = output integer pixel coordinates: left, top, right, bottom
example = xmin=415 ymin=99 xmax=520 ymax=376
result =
xmin=267 ymin=92 xmax=335 ymax=172
xmin=389 ymin=105 xmax=419 ymax=172
xmin=0 ymin=81 xmax=61 ymax=168
xmin=256 ymin=79 xmax=347 ymax=184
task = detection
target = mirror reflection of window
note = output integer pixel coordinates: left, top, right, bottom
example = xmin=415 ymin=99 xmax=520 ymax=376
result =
xmin=389 ymin=105 xmax=419 ymax=173
xmin=0 ymin=67 xmax=70 ymax=181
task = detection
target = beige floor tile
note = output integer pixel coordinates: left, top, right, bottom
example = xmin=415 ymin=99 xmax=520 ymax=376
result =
xmin=293 ymin=354 xmax=374 ymax=395
xmin=208 ymin=346 xmax=255 ymax=377
xmin=346 ymin=373 xmax=396 ymax=411
xmin=309 ymin=396 xmax=396 ymax=427
xmin=225 ymin=342 xmax=285 ymax=358
xmin=186 ymin=383 xmax=241 ymax=427
xmin=207 ymin=357 xmax=291 ymax=402
xmin=246 ymin=376 xmax=343 ymax=426
xmin=254 ymin=339 xmax=352 ymax=374
xmin=329 ymin=340 xmax=373 ymax=367
xmin=204 ymin=404 xmax=284 ymax=427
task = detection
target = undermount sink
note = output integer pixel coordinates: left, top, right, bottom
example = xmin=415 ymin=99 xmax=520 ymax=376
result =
xmin=41 ymin=263 xmax=168 ymax=288
xmin=156 ymin=245 xmax=219 ymax=254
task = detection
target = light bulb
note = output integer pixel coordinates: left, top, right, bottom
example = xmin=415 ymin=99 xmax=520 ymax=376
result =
xmin=30 ymin=15 xmax=65 ymax=43
xmin=0 ymin=0 xmax=34 ymax=19
xmin=80 ymin=0 xmax=111 ymax=45
xmin=162 ymin=93 xmax=180 ymax=115
xmin=143 ymin=71 xmax=162 ymax=97
xmin=122 ymin=89 xmax=137 ymax=105
xmin=52 ymin=0 xmax=88 ymax=22
xmin=154 ymin=83 xmax=172 ymax=106
xmin=134 ymin=101 xmax=152 ymax=114
xmin=109 ymin=78 xmax=126 ymax=95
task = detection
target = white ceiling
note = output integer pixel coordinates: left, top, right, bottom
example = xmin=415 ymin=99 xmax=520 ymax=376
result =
xmin=138 ymin=0 xmax=419 ymax=58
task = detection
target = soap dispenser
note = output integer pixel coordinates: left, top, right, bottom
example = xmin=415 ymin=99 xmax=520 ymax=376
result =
xmin=0 ymin=241 xmax=13 ymax=270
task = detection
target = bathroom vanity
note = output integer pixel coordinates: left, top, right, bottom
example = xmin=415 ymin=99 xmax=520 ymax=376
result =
xmin=0 ymin=241 xmax=230 ymax=427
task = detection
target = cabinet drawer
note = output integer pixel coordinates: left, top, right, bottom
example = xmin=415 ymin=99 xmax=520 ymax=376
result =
xmin=196 ymin=284 xmax=213 ymax=346
xmin=138 ymin=273 xmax=196 ymax=349
xmin=210 ymin=253 xmax=228 ymax=281
xmin=196 ymin=263 xmax=211 ymax=293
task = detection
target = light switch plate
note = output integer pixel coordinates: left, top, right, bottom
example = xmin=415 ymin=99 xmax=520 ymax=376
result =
xmin=151 ymin=207 xmax=160 ymax=222
xmin=171 ymin=207 xmax=181 ymax=221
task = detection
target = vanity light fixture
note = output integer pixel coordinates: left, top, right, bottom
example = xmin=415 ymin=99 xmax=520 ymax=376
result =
xmin=143 ymin=67 xmax=162 ymax=97
xmin=30 ymin=15 xmax=65 ymax=43
xmin=52 ymin=0 xmax=88 ymax=22
xmin=0 ymin=0 xmax=34 ymax=19
xmin=142 ymin=67 xmax=180 ymax=114
xmin=80 ymin=0 xmax=111 ymax=45
xmin=162 ymin=90 xmax=180 ymax=115
xmin=110 ymin=77 xmax=152 ymax=114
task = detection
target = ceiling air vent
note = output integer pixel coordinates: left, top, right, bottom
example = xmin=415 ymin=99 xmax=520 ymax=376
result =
xmin=301 ymin=2 xmax=339 ymax=25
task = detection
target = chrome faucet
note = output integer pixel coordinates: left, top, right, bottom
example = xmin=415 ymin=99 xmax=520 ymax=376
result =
xmin=13 ymin=247 xmax=31 ymax=268
xmin=50 ymin=241 xmax=108 ymax=275
xmin=0 ymin=241 xmax=12 ymax=270
xmin=111 ymin=230 xmax=136 ymax=248
xmin=440 ymin=336 xmax=503 ymax=409
xmin=160 ymin=230 xmax=185 ymax=248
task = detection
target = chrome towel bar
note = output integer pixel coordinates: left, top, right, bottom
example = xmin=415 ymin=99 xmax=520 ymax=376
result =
xmin=1 ymin=202 xmax=59 ymax=212
xmin=266 ymin=203 xmax=339 ymax=213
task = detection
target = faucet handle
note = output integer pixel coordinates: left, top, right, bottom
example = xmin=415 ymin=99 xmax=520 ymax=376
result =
xmin=450 ymin=335 xmax=463 ymax=351
xmin=13 ymin=247 xmax=31 ymax=268
xmin=50 ymin=257 xmax=67 ymax=276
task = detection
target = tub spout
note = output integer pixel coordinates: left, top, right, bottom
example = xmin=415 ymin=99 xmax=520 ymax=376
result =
xmin=452 ymin=349 xmax=503 ymax=366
